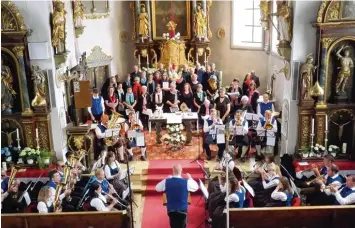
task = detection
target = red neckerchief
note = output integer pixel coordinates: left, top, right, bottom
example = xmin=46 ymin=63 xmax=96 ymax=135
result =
xmin=109 ymin=94 xmax=116 ymax=103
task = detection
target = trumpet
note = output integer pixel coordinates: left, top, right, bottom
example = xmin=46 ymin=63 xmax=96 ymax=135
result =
xmin=235 ymin=118 xmax=242 ymax=126
xmin=306 ymin=174 xmax=325 ymax=186
xmin=264 ymin=119 xmax=273 ymax=130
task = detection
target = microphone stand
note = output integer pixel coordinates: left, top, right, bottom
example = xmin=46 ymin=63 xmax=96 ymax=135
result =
xmin=124 ymin=144 xmax=135 ymax=228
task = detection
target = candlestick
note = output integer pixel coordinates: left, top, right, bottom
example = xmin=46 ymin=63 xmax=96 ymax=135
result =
xmin=16 ymin=128 xmax=19 ymax=139
xmin=141 ymin=36 xmax=144 ymax=43
xmin=147 ymin=53 xmax=149 ymax=67
xmin=138 ymin=54 xmax=141 ymax=66
xmin=325 ymin=115 xmax=328 ymax=131
xmin=188 ymin=53 xmax=190 ymax=63
xmin=36 ymin=128 xmax=39 ymax=139
xmin=204 ymin=52 xmax=207 ymax=68
xmin=311 ymin=118 xmax=314 ymax=134
xmin=324 ymin=129 xmax=329 ymax=153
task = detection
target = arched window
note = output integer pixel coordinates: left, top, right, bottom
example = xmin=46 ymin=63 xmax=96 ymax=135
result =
xmin=271 ymin=0 xmax=279 ymax=54
xmin=232 ymin=0 xmax=263 ymax=49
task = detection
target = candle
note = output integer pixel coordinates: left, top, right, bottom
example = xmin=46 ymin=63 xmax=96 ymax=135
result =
xmin=325 ymin=115 xmax=328 ymax=131
xmin=147 ymin=53 xmax=149 ymax=66
xmin=16 ymin=128 xmax=19 ymax=139
xmin=188 ymin=53 xmax=190 ymax=63
xmin=141 ymin=36 xmax=144 ymax=43
xmin=36 ymin=128 xmax=39 ymax=139
xmin=311 ymin=118 xmax=314 ymax=134
xmin=138 ymin=55 xmax=141 ymax=65
xmin=204 ymin=52 xmax=207 ymax=68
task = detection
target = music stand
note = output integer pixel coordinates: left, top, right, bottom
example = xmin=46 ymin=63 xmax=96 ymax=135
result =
xmin=245 ymin=113 xmax=259 ymax=129
xmin=256 ymin=128 xmax=276 ymax=155
xmin=197 ymin=179 xmax=210 ymax=228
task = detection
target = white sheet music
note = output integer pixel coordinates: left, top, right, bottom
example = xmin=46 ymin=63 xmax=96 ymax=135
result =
xmin=199 ymin=179 xmax=209 ymax=199
xmin=142 ymin=108 xmax=153 ymax=117
xmin=217 ymin=134 xmax=225 ymax=144
xmin=246 ymin=113 xmax=259 ymax=121
xmin=136 ymin=132 xmax=145 ymax=146
xmin=266 ymin=137 xmax=276 ymax=146
xmin=242 ymin=180 xmax=255 ymax=197
xmin=169 ymin=107 xmax=179 ymax=113
xmin=119 ymin=167 xmax=135 ymax=180
xmin=235 ymin=126 xmax=245 ymax=135
xmin=167 ymin=113 xmax=182 ymax=124
xmin=163 ymin=81 xmax=169 ymax=89
xmin=127 ymin=130 xmax=137 ymax=138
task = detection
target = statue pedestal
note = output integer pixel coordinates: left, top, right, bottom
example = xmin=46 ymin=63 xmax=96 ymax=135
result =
xmin=334 ymin=92 xmax=348 ymax=104
xmin=299 ymin=99 xmax=315 ymax=107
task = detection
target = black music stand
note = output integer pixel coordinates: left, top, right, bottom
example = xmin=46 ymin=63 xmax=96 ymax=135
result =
xmin=256 ymin=128 xmax=276 ymax=155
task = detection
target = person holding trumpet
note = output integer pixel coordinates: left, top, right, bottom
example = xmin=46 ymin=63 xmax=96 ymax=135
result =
xmin=256 ymin=110 xmax=277 ymax=157
xmin=268 ymin=176 xmax=294 ymax=207
xmin=330 ymin=175 xmax=355 ymax=205
xmin=203 ymin=108 xmax=225 ymax=160
xmin=124 ymin=111 xmax=147 ymax=161
xmin=229 ymin=110 xmax=249 ymax=160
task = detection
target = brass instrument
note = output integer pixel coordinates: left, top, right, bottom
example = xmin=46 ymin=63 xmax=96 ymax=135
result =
xmin=306 ymin=174 xmax=325 ymax=186
xmin=53 ymin=183 xmax=64 ymax=212
xmin=105 ymin=112 xmax=123 ymax=146
xmin=264 ymin=119 xmax=273 ymax=130
xmin=235 ymin=118 xmax=242 ymax=126
xmin=8 ymin=166 xmax=19 ymax=186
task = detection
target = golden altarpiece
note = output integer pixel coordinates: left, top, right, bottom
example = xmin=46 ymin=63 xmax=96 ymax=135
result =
xmin=1 ymin=2 xmax=53 ymax=151
xmin=130 ymin=0 xmax=213 ymax=70
xmin=298 ymin=1 xmax=355 ymax=160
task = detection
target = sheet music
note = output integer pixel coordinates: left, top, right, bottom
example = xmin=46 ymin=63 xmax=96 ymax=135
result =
xmin=242 ymin=179 xmax=255 ymax=197
xmin=235 ymin=126 xmax=245 ymax=135
xmin=199 ymin=179 xmax=209 ymax=199
xmin=227 ymin=92 xmax=239 ymax=96
xmin=246 ymin=113 xmax=259 ymax=121
xmin=256 ymin=128 xmax=266 ymax=136
xmin=119 ymin=167 xmax=135 ymax=180
xmin=169 ymin=107 xmax=179 ymax=113
xmin=142 ymin=108 xmax=153 ymax=117
xmin=163 ymin=81 xmax=169 ymax=89
xmin=217 ymin=134 xmax=225 ymax=144
xmin=266 ymin=137 xmax=276 ymax=146
xmin=127 ymin=130 xmax=137 ymax=138
xmin=136 ymin=132 xmax=145 ymax=146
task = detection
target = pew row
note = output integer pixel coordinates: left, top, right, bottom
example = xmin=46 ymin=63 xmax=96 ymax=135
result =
xmin=2 ymin=211 xmax=129 ymax=228
xmin=229 ymin=205 xmax=355 ymax=228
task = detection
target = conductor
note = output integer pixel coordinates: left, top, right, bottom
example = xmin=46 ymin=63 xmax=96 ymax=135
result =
xmin=155 ymin=164 xmax=198 ymax=228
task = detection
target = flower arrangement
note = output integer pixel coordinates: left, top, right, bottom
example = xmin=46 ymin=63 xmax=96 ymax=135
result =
xmin=328 ymin=145 xmax=339 ymax=157
xmin=163 ymin=124 xmax=186 ymax=150
xmin=1 ymin=145 xmax=19 ymax=163
xmin=313 ymin=144 xmax=326 ymax=157
xmin=163 ymin=32 xmax=181 ymax=40
xmin=19 ymin=147 xmax=40 ymax=164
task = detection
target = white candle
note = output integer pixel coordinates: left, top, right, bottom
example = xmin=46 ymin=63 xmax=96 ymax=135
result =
xmin=204 ymin=52 xmax=207 ymax=68
xmin=36 ymin=128 xmax=39 ymax=139
xmin=138 ymin=55 xmax=141 ymax=65
xmin=147 ymin=53 xmax=149 ymax=66
xmin=16 ymin=128 xmax=19 ymax=139
xmin=325 ymin=115 xmax=328 ymax=131
xmin=311 ymin=118 xmax=314 ymax=134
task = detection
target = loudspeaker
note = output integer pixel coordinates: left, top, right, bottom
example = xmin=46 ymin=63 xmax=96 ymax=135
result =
xmin=291 ymin=60 xmax=301 ymax=101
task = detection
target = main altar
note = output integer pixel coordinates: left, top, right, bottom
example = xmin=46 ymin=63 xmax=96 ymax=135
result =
xmin=297 ymin=0 xmax=355 ymax=160
xmin=130 ymin=0 xmax=212 ymax=69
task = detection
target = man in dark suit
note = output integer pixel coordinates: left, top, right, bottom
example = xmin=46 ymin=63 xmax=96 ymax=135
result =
xmin=195 ymin=62 xmax=205 ymax=84
xmin=137 ymin=85 xmax=153 ymax=129
xmin=251 ymin=70 xmax=260 ymax=89
xmin=211 ymin=63 xmax=221 ymax=88
xmin=181 ymin=64 xmax=191 ymax=84
xmin=130 ymin=65 xmax=140 ymax=84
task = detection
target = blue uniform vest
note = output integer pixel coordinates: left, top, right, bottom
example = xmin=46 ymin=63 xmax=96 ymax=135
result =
xmin=1 ymin=176 xmax=9 ymax=192
xmin=105 ymin=163 xmax=119 ymax=176
xmin=259 ymin=102 xmax=273 ymax=117
xmin=334 ymin=186 xmax=355 ymax=205
xmin=165 ymin=178 xmax=188 ymax=212
xmin=97 ymin=124 xmax=107 ymax=133
xmin=47 ymin=181 xmax=57 ymax=189
xmin=231 ymin=119 xmax=247 ymax=126
xmin=284 ymin=191 xmax=293 ymax=206
xmin=325 ymin=175 xmax=343 ymax=186
xmin=259 ymin=117 xmax=275 ymax=127
xmin=89 ymin=177 xmax=110 ymax=193
xmin=91 ymin=96 xmax=103 ymax=115
xmin=230 ymin=187 xmax=246 ymax=208
xmin=320 ymin=165 xmax=328 ymax=176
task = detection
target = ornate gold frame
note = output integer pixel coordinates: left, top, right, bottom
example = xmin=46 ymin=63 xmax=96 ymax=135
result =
xmin=323 ymin=36 xmax=355 ymax=103
xmin=151 ymin=0 xmax=191 ymax=40
xmin=83 ymin=0 xmax=110 ymax=20
xmin=1 ymin=1 xmax=27 ymax=33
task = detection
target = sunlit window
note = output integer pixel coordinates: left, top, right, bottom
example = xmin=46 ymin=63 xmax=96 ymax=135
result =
xmin=271 ymin=0 xmax=279 ymax=54
xmin=232 ymin=0 xmax=263 ymax=49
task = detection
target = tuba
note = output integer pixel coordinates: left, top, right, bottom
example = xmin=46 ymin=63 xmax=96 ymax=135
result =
xmin=53 ymin=183 xmax=64 ymax=212
xmin=105 ymin=112 xmax=122 ymax=146
xmin=8 ymin=166 xmax=19 ymax=186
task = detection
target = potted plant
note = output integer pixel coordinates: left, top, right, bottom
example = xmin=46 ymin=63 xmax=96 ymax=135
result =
xmin=328 ymin=145 xmax=339 ymax=157
xmin=19 ymin=147 xmax=40 ymax=164
xmin=300 ymin=147 xmax=310 ymax=158
xmin=40 ymin=149 xmax=53 ymax=165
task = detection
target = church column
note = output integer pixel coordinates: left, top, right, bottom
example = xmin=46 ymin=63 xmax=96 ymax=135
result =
xmin=13 ymin=46 xmax=32 ymax=114
xmin=146 ymin=0 xmax=152 ymax=41
xmin=317 ymin=37 xmax=333 ymax=107
xmin=135 ymin=0 xmax=140 ymax=42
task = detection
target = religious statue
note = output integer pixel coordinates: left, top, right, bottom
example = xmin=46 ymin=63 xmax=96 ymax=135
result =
xmin=138 ymin=4 xmax=149 ymax=38
xmin=52 ymin=0 xmax=66 ymax=54
xmin=73 ymin=0 xmax=84 ymax=28
xmin=166 ymin=20 xmax=177 ymax=38
xmin=270 ymin=0 xmax=292 ymax=42
xmin=1 ymin=129 xmax=16 ymax=146
xmin=331 ymin=115 xmax=353 ymax=141
xmin=1 ymin=59 xmax=16 ymax=114
xmin=194 ymin=4 xmax=207 ymax=39
xmin=335 ymin=45 xmax=354 ymax=94
xmin=31 ymin=65 xmax=47 ymax=107
xmin=300 ymin=53 xmax=317 ymax=100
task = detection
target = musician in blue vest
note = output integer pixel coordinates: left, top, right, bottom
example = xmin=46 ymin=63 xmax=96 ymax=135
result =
xmin=268 ymin=176 xmax=294 ymax=207
xmin=330 ymin=175 xmax=355 ymax=205
xmin=46 ymin=170 xmax=71 ymax=208
xmin=37 ymin=186 xmax=56 ymax=213
xmin=1 ymin=169 xmax=9 ymax=193
xmin=89 ymin=182 xmax=118 ymax=211
xmin=124 ymin=111 xmax=146 ymax=161
xmin=203 ymin=108 xmax=225 ymax=160
xmin=155 ymin=164 xmax=198 ymax=228
xmin=229 ymin=110 xmax=249 ymax=160
xmin=256 ymin=110 xmax=277 ymax=157
xmin=88 ymin=88 xmax=105 ymax=123
xmin=226 ymin=177 xmax=246 ymax=208
xmin=257 ymin=93 xmax=275 ymax=118
xmin=86 ymin=169 xmax=111 ymax=194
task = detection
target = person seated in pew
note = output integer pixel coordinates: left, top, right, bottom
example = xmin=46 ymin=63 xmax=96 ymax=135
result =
xmin=247 ymin=155 xmax=275 ymax=188
xmin=226 ymin=177 xmax=246 ymax=208
xmin=267 ymin=176 xmax=294 ymax=207
xmin=256 ymin=93 xmax=275 ymax=118
xmin=330 ymin=175 xmax=355 ymax=205
xmin=261 ymin=163 xmax=281 ymax=190
xmin=124 ymin=111 xmax=147 ymax=161
xmin=46 ymin=170 xmax=73 ymax=212
xmin=1 ymin=179 xmax=31 ymax=213
xmin=37 ymin=186 xmax=60 ymax=213
xmin=103 ymin=151 xmax=128 ymax=198
xmin=229 ymin=110 xmax=249 ymax=161
xmin=89 ymin=182 xmax=118 ymax=211
xmin=310 ymin=164 xmax=343 ymax=206
xmin=1 ymin=169 xmax=9 ymax=193
xmin=203 ymin=108 xmax=225 ymax=160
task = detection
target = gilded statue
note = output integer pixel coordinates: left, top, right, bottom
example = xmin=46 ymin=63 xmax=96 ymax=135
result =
xmin=52 ymin=0 xmax=66 ymax=54
xmin=1 ymin=59 xmax=16 ymax=114
xmin=270 ymin=0 xmax=292 ymax=42
xmin=73 ymin=0 xmax=84 ymax=28
xmin=166 ymin=20 xmax=177 ymax=38
xmin=138 ymin=4 xmax=149 ymax=37
xmin=300 ymin=53 xmax=317 ymax=100
xmin=335 ymin=45 xmax=354 ymax=94
xmin=31 ymin=66 xmax=47 ymax=107
xmin=194 ymin=4 xmax=207 ymax=38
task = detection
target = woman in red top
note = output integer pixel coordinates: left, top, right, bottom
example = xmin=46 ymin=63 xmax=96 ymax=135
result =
xmin=132 ymin=77 xmax=142 ymax=97
xmin=104 ymin=86 xmax=118 ymax=115
xmin=247 ymin=81 xmax=259 ymax=113
xmin=242 ymin=73 xmax=252 ymax=95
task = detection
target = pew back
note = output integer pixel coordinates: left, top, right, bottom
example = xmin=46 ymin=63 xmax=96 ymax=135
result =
xmin=229 ymin=206 xmax=355 ymax=228
xmin=2 ymin=211 xmax=129 ymax=228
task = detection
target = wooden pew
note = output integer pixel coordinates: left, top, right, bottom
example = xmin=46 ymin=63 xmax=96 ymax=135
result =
xmin=2 ymin=211 xmax=129 ymax=228
xmin=229 ymin=206 xmax=355 ymax=228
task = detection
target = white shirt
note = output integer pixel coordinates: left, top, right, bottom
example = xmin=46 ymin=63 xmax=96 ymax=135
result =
xmin=95 ymin=125 xmax=107 ymax=139
xmin=229 ymin=118 xmax=248 ymax=135
xmin=257 ymin=102 xmax=275 ymax=118
xmin=104 ymin=161 xmax=120 ymax=180
xmin=220 ymin=154 xmax=235 ymax=172
xmin=225 ymin=186 xmax=246 ymax=203
xmin=322 ymin=174 xmax=342 ymax=195
xmin=48 ymin=185 xmax=65 ymax=206
xmin=88 ymin=95 xmax=105 ymax=114
xmin=90 ymin=194 xmax=110 ymax=211
xmin=271 ymin=189 xmax=293 ymax=202
xmin=155 ymin=175 xmax=199 ymax=192
xmin=257 ymin=117 xmax=278 ymax=132
xmin=124 ymin=119 xmax=143 ymax=132
xmin=262 ymin=174 xmax=280 ymax=189
xmin=37 ymin=200 xmax=51 ymax=213
xmin=333 ymin=186 xmax=355 ymax=205
xmin=203 ymin=116 xmax=223 ymax=133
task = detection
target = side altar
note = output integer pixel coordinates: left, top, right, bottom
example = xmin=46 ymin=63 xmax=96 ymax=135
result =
xmin=130 ymin=0 xmax=212 ymax=69
xmin=297 ymin=0 xmax=355 ymax=160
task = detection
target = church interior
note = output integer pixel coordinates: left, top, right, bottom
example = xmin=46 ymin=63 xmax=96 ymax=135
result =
xmin=1 ymin=0 xmax=355 ymax=227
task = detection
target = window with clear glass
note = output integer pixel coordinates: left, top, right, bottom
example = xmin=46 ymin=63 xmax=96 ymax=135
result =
xmin=271 ymin=0 xmax=279 ymax=54
xmin=232 ymin=0 xmax=263 ymax=49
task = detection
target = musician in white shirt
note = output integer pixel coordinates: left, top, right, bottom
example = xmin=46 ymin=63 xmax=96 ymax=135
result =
xmin=203 ymin=108 xmax=224 ymax=160
xmin=329 ymin=175 xmax=355 ymax=205
xmin=256 ymin=110 xmax=277 ymax=156
xmin=89 ymin=182 xmax=117 ymax=211
xmin=229 ymin=110 xmax=249 ymax=160
xmin=37 ymin=186 xmax=59 ymax=213
xmin=261 ymin=163 xmax=280 ymax=190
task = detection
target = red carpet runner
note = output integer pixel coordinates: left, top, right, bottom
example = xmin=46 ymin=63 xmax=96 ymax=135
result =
xmin=142 ymin=160 xmax=206 ymax=228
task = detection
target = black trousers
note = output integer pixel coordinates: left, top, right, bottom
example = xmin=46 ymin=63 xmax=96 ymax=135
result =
xmin=168 ymin=211 xmax=187 ymax=228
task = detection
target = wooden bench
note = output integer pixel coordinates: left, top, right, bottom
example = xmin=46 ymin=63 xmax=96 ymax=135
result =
xmin=229 ymin=205 xmax=355 ymax=228
xmin=2 ymin=211 xmax=129 ymax=228
xmin=162 ymin=193 xmax=191 ymax=206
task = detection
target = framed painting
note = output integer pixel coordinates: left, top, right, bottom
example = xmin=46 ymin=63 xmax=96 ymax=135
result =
xmin=151 ymin=0 xmax=191 ymax=40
